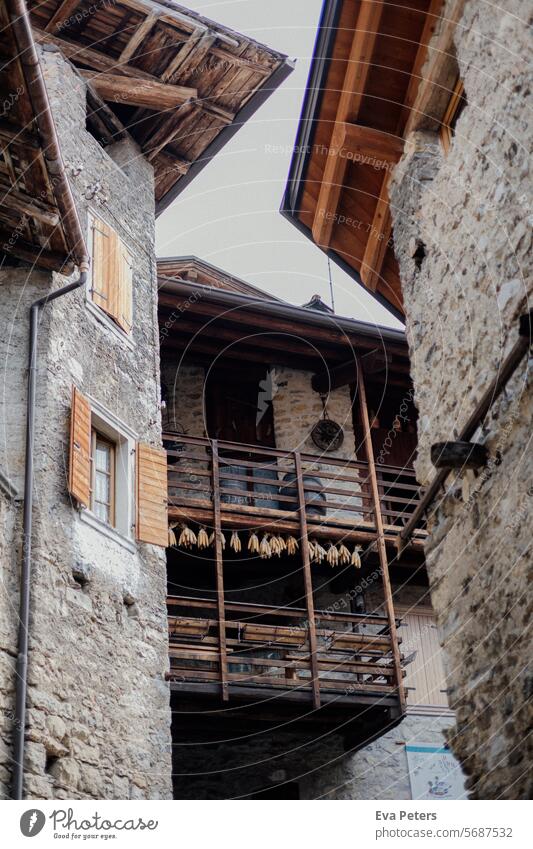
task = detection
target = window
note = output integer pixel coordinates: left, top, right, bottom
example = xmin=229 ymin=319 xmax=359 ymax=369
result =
xmin=90 ymin=430 xmax=116 ymax=526
xmin=440 ymin=78 xmax=467 ymax=154
xmin=88 ymin=214 xmax=133 ymax=334
xmin=68 ymin=386 xmax=168 ymax=548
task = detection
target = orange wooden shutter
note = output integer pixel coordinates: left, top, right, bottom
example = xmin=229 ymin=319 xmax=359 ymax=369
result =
xmin=91 ymin=216 xmax=113 ymax=313
xmin=136 ymin=443 xmax=168 ymax=546
xmin=116 ymin=243 xmax=133 ymax=334
xmin=68 ymin=386 xmax=91 ymax=508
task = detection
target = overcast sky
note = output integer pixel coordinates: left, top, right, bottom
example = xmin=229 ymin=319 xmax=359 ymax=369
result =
xmin=156 ymin=0 xmax=403 ymax=329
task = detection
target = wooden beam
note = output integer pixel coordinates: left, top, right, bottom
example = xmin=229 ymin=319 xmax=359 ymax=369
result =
xmin=294 ymin=452 xmax=320 ymax=710
xmin=399 ymin=0 xmax=445 ymax=130
xmin=118 ymin=10 xmax=159 ymax=63
xmin=342 ymin=123 xmax=404 ymax=163
xmin=356 ymin=360 xmax=406 ymax=712
xmin=44 ymin=0 xmax=81 ymax=34
xmin=312 ymin=0 xmax=385 ymax=248
xmin=32 ymin=27 xmax=156 ymax=80
xmin=404 ymin=0 xmax=466 ymax=136
xmin=0 ymin=118 xmax=39 ymax=149
xmin=0 ymin=181 xmax=59 ymax=226
xmin=360 ymin=175 xmax=392 ymax=291
xmin=80 ymin=70 xmax=197 ymax=110
xmin=0 ymin=230 xmax=72 ymax=271
xmin=211 ymin=440 xmax=229 ymax=702
xmin=116 ymin=0 xmax=239 ymax=49
xmin=143 ymin=101 xmax=195 ymax=161
xmin=85 ymin=84 xmax=127 ymax=144
xmin=161 ymin=27 xmax=214 ymax=82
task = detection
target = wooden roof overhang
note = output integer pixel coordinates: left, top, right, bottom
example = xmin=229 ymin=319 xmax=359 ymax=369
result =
xmin=281 ymin=0 xmax=447 ymax=320
xmin=28 ymin=0 xmax=293 ymax=214
xmin=158 ymin=275 xmax=412 ymax=389
xmin=0 ymin=0 xmax=88 ymax=272
xmin=157 ymin=255 xmax=282 ymax=301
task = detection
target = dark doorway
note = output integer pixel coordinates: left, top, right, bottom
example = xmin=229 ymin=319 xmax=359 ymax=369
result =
xmin=248 ymin=782 xmax=300 ymax=799
xmin=205 ymin=365 xmax=275 ymax=448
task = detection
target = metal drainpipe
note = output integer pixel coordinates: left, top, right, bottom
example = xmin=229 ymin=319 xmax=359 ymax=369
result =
xmin=12 ymin=271 xmax=88 ymax=800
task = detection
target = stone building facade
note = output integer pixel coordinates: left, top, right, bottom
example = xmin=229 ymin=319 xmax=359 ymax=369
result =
xmin=0 ymin=49 xmax=172 ymax=800
xmin=388 ymin=0 xmax=532 ymax=800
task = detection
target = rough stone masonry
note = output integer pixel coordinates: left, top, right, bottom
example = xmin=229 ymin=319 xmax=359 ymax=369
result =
xmin=388 ymin=0 xmax=532 ymax=799
xmin=0 ymin=49 xmax=172 ymax=799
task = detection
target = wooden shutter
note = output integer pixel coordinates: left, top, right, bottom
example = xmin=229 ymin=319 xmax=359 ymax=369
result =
xmin=399 ymin=609 xmax=449 ymax=708
xmin=136 ymin=443 xmax=168 ymax=546
xmin=91 ymin=216 xmax=133 ymax=334
xmin=68 ymin=386 xmax=91 ymax=508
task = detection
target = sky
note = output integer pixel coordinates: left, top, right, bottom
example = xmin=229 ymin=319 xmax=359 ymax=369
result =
xmin=156 ymin=0 xmax=403 ymax=329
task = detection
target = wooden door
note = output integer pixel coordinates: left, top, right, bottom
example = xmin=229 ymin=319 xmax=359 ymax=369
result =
xmin=398 ymin=608 xmax=449 ymax=709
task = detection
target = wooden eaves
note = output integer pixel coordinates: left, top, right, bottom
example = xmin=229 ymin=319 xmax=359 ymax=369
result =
xmin=28 ymin=0 xmax=294 ymax=215
xmin=1 ymin=0 xmax=88 ymax=272
xmin=281 ymin=0 xmax=451 ymax=320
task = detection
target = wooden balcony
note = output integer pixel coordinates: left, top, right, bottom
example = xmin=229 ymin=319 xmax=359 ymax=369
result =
xmin=167 ymin=595 xmax=404 ymax=711
xmin=164 ymin=433 xmax=427 ymax=548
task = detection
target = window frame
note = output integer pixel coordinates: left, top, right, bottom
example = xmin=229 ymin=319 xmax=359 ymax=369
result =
xmin=440 ymin=78 xmax=466 ymax=154
xmin=90 ymin=429 xmax=116 ymax=527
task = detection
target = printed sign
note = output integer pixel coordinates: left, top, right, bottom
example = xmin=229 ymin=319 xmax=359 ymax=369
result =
xmin=406 ymin=744 xmax=467 ymax=800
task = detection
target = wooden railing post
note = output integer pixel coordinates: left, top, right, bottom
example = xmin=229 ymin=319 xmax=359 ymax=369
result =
xmin=211 ymin=440 xmax=229 ymax=701
xmin=356 ymin=361 xmax=406 ymax=711
xmin=294 ymin=451 xmax=321 ymax=709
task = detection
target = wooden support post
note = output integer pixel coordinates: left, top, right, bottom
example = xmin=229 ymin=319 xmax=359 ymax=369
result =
xmin=211 ymin=440 xmax=229 ymax=701
xmin=294 ymin=452 xmax=321 ymax=709
xmin=355 ymin=361 xmax=406 ymax=711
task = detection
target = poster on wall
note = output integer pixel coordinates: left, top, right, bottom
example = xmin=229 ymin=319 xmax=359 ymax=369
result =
xmin=406 ymin=744 xmax=467 ymax=800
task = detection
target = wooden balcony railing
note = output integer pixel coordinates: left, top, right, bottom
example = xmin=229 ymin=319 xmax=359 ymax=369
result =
xmin=167 ymin=596 xmax=404 ymax=703
xmin=164 ymin=433 xmax=426 ymax=545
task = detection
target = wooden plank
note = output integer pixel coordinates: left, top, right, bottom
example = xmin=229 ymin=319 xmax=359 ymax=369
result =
xmin=80 ymin=70 xmax=197 ymax=110
xmin=118 ymin=10 xmax=160 ymax=63
xmin=342 ymin=123 xmax=404 ymax=162
xmin=312 ymin=0 xmax=385 ymax=248
xmin=356 ymin=360 xmax=406 ymax=711
xmin=68 ymin=386 xmax=91 ymax=508
xmin=44 ymin=0 xmax=81 ymax=33
xmin=32 ymin=27 xmax=156 ymax=80
xmin=161 ymin=27 xmax=212 ymax=82
xmin=211 ymin=439 xmax=229 ymax=701
xmin=360 ymin=174 xmax=392 ymax=291
xmin=294 ymin=451 xmax=321 ymax=709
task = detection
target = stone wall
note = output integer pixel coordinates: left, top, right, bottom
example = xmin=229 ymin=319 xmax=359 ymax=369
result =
xmin=0 ymin=49 xmax=172 ymax=799
xmin=388 ymin=0 xmax=532 ymax=799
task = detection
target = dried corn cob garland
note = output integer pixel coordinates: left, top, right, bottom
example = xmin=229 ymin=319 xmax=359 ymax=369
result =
xmin=338 ymin=544 xmax=351 ymax=565
xmin=351 ymin=545 xmax=362 ymax=568
xmin=248 ymin=532 xmax=259 ymax=553
xmin=259 ymin=534 xmax=272 ymax=559
xmin=326 ymin=543 xmax=339 ymax=567
xmin=178 ymin=523 xmax=197 ymax=549
xmin=197 ymin=526 xmax=210 ymax=549
xmin=286 ymin=535 xmax=299 ymax=555
xmin=230 ymin=531 xmax=242 ymax=553
xmin=168 ymin=523 xmax=178 ymax=547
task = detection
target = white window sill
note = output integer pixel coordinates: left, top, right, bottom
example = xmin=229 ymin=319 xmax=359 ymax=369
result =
xmin=86 ymin=299 xmax=134 ymax=350
xmin=79 ymin=507 xmax=136 ymax=553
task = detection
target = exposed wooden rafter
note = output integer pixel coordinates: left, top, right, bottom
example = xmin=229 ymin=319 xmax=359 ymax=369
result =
xmin=44 ymin=0 xmax=80 ymax=33
xmin=118 ymin=9 xmax=159 ymax=64
xmin=80 ymin=70 xmax=197 ymax=110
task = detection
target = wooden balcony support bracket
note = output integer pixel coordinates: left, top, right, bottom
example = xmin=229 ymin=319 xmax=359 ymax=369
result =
xmin=210 ymin=440 xmax=229 ymax=701
xmin=356 ymin=360 xmax=406 ymax=712
xmin=312 ymin=0 xmax=385 ymax=249
xmin=294 ymin=451 xmax=321 ymax=709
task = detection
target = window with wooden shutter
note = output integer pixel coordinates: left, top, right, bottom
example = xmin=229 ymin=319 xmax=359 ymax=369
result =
xmin=90 ymin=214 xmax=133 ymax=334
xmin=68 ymin=386 xmax=91 ymax=508
xmin=136 ymin=443 xmax=168 ymax=547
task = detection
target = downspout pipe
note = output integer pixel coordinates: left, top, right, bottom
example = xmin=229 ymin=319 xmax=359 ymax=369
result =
xmin=12 ymin=271 xmax=88 ymax=801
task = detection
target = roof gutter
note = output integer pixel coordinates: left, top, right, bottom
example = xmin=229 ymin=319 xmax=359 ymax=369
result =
xmin=158 ymin=276 xmax=407 ymax=346
xmin=155 ymin=56 xmax=295 ymax=216
xmin=8 ymin=0 xmax=89 ymax=271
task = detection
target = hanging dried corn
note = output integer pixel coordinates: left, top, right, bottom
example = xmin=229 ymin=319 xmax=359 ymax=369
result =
xmin=338 ymin=544 xmax=351 ymax=565
xmin=259 ymin=534 xmax=272 ymax=559
xmin=308 ymin=540 xmax=316 ymax=562
xmin=326 ymin=542 xmax=339 ymax=567
xmin=314 ymin=541 xmax=326 ymax=564
xmin=230 ymin=530 xmax=242 ymax=553
xmin=351 ymin=545 xmax=362 ymax=568
xmin=248 ymin=532 xmax=260 ymax=554
xmin=168 ymin=524 xmax=178 ymax=547
xmin=197 ymin=526 xmax=210 ymax=549
xmin=286 ymin=535 xmax=299 ymax=556
xmin=178 ymin=524 xmax=197 ymax=548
